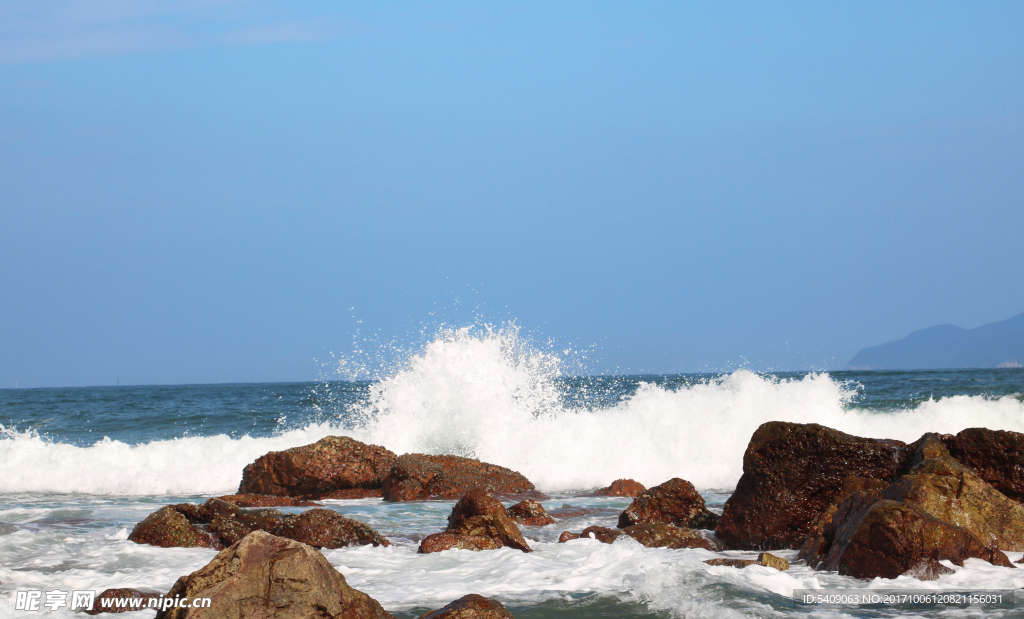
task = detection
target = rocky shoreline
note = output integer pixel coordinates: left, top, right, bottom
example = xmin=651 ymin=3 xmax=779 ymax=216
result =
xmin=103 ymin=422 xmax=1024 ymax=616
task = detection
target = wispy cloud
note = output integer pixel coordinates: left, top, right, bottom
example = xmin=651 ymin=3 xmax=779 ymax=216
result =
xmin=0 ymin=1 xmax=352 ymax=64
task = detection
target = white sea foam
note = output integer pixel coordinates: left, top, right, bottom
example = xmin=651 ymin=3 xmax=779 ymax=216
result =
xmin=2 ymin=326 xmax=1024 ymax=495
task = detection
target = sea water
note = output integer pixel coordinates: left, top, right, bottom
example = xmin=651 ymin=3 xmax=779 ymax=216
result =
xmin=2 ymin=327 xmax=1024 ymax=617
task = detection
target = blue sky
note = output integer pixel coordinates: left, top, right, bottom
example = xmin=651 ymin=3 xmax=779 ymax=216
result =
xmin=2 ymin=1 xmax=1023 ymax=387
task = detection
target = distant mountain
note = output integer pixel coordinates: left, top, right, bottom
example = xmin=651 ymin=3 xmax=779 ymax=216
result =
xmin=846 ymin=312 xmax=1024 ymax=370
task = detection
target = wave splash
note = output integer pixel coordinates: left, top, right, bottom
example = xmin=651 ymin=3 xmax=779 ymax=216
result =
xmin=4 ymin=324 xmax=1024 ymax=495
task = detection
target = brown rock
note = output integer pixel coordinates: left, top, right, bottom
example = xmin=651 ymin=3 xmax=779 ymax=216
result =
xmin=716 ymin=422 xmax=906 ymax=550
xmin=757 ymin=552 xmax=790 ymax=571
xmin=942 ymin=428 xmax=1024 ymax=502
xmin=238 ymin=436 xmax=397 ymax=499
xmin=576 ymin=526 xmax=620 ymax=543
xmin=216 ymin=494 xmax=320 ymax=508
xmin=419 ymin=488 xmax=531 ymax=553
xmin=618 ymin=478 xmax=718 ymax=530
xmin=705 ymin=558 xmax=756 ymax=568
xmin=418 ymin=533 xmax=502 ymax=553
xmin=507 ymin=500 xmax=554 ymax=526
xmin=592 ymin=479 xmax=647 ymax=497
xmin=558 ymin=531 xmax=581 ymax=543
xmin=86 ymin=589 xmax=162 ymax=614
xmin=905 ymin=559 xmax=956 ymax=580
xmin=382 ymin=454 xmax=534 ymax=501
xmin=798 ymin=475 xmax=889 ymax=565
xmin=154 ymin=530 xmax=393 ymax=619
xmin=418 ymin=594 xmax=513 ymax=619
xmin=130 ymin=499 xmax=388 ymax=550
xmin=617 ymin=523 xmax=716 ymax=550
xmin=820 ymin=500 xmax=1013 ymax=579
xmin=320 ymin=488 xmax=384 ymax=500
xmin=127 ymin=506 xmax=217 ymax=549
xmin=883 ymin=435 xmax=1024 ymax=551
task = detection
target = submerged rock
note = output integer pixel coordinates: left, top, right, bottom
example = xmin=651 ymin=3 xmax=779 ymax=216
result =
xmin=238 ymin=436 xmax=396 ymax=499
xmin=85 ymin=589 xmax=163 ymax=615
xmin=618 ymin=478 xmax=718 ymax=530
xmin=419 ymin=488 xmax=531 ymax=554
xmin=418 ymin=594 xmax=513 ymax=619
xmin=559 ymin=523 xmax=715 ymax=550
xmin=941 ymin=428 xmax=1024 ymax=503
xmin=128 ymin=506 xmax=217 ymax=549
xmin=716 ymin=422 xmax=906 ymax=550
xmin=704 ymin=552 xmax=789 ymax=570
xmin=154 ymin=530 xmax=393 ymax=619
xmin=592 ymin=479 xmax=647 ymax=497
xmin=130 ymin=499 xmax=388 ymax=550
xmin=382 ymin=454 xmax=534 ymax=501
xmin=507 ymin=499 xmax=554 ymax=526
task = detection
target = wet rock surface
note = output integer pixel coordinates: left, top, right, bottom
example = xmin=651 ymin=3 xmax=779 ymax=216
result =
xmin=215 ymin=494 xmax=320 ymax=508
xmin=618 ymin=477 xmax=719 ymax=530
xmin=716 ymin=422 xmax=907 ymax=550
xmin=238 ymin=436 xmax=397 ymax=499
xmin=154 ymin=530 xmax=394 ymax=619
xmin=130 ymin=498 xmax=388 ymax=550
xmin=704 ymin=552 xmax=789 ymax=570
xmin=419 ymin=488 xmax=531 ymax=553
xmin=382 ymin=454 xmax=535 ymax=501
xmin=559 ymin=523 xmax=716 ymax=550
xmin=418 ymin=594 xmax=513 ymax=619
xmin=592 ymin=479 xmax=647 ymax=497
xmin=942 ymin=427 xmax=1024 ymax=502
xmin=507 ymin=499 xmax=555 ymax=526
xmin=128 ymin=506 xmax=217 ymax=549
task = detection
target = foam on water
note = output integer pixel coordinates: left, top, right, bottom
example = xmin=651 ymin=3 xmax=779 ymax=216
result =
xmin=3 ymin=325 xmax=1024 ymax=495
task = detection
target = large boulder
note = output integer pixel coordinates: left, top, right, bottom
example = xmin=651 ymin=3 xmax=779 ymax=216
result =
xmin=86 ymin=589 xmax=163 ymax=614
xmin=618 ymin=478 xmax=718 ymax=530
xmin=238 ymin=436 xmax=397 ymax=499
xmin=419 ymin=488 xmax=531 ymax=553
xmin=382 ymin=454 xmax=534 ymax=501
xmin=154 ymin=530 xmax=394 ymax=619
xmin=215 ymin=494 xmax=320 ymax=508
xmin=130 ymin=499 xmax=388 ymax=550
xmin=818 ymin=499 xmax=1012 ymax=579
xmin=128 ymin=506 xmax=217 ymax=548
xmin=507 ymin=500 xmax=554 ymax=526
xmin=716 ymin=422 xmax=906 ymax=550
xmin=592 ymin=479 xmax=647 ymax=497
xmin=942 ymin=428 xmax=1024 ymax=502
xmin=883 ymin=435 xmax=1024 ymax=551
xmin=418 ymin=594 xmax=513 ymax=619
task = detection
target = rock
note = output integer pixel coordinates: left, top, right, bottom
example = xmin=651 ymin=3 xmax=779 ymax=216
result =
xmin=216 ymin=494 xmax=320 ymax=508
xmin=547 ymin=504 xmax=620 ymax=519
xmin=883 ymin=435 xmax=1024 ymax=551
xmin=757 ymin=552 xmax=789 ymax=571
xmin=942 ymin=428 xmax=1024 ymax=502
xmin=419 ymin=488 xmax=531 ymax=553
xmin=705 ymin=558 xmax=756 ymax=568
xmin=130 ymin=499 xmax=388 ymax=550
xmin=905 ymin=559 xmax=956 ymax=580
xmin=86 ymin=589 xmax=162 ymax=614
xmin=418 ymin=532 xmax=502 ymax=553
xmin=418 ymin=594 xmax=513 ymax=619
xmin=717 ymin=422 xmax=906 ymax=550
xmin=154 ymin=530 xmax=393 ymax=619
xmin=558 ymin=531 xmax=580 ymax=543
xmin=617 ymin=523 xmax=716 ymax=550
xmin=577 ymin=526 xmax=620 ymax=543
xmin=382 ymin=454 xmax=534 ymax=501
xmin=320 ymin=488 xmax=384 ymax=500
xmin=819 ymin=499 xmax=1013 ymax=579
xmin=128 ymin=506 xmax=217 ymax=549
xmin=592 ymin=479 xmax=647 ymax=497
xmin=507 ymin=500 xmax=554 ymax=526
xmin=704 ymin=553 xmax=789 ymax=570
xmin=798 ymin=475 xmax=889 ymax=565
xmin=618 ymin=478 xmax=718 ymax=530
xmin=238 ymin=436 xmax=397 ymax=499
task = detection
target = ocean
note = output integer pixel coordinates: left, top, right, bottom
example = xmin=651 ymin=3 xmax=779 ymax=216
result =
xmin=3 ymin=328 xmax=1024 ymax=617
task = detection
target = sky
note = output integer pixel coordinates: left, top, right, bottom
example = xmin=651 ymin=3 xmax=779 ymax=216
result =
xmin=2 ymin=1 xmax=1023 ymax=387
